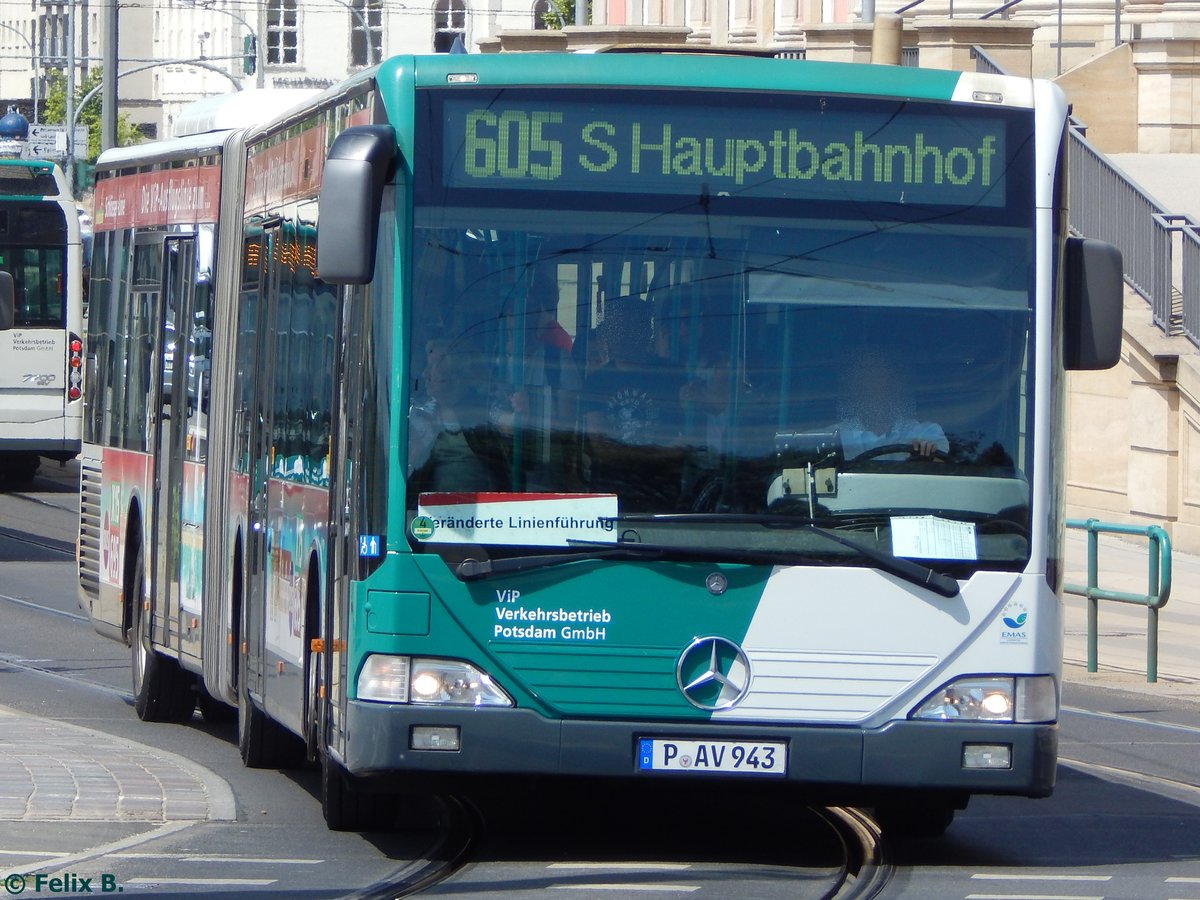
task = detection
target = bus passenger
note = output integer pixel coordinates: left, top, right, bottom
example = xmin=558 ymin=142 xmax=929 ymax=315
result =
xmin=581 ymin=298 xmax=687 ymax=508
xmin=834 ymin=352 xmax=948 ymax=461
xmin=408 ymin=338 xmax=508 ymax=494
xmin=489 ymin=281 xmax=582 ymax=486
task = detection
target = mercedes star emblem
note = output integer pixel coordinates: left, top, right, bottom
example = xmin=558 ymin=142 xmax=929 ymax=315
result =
xmin=676 ymin=636 xmax=752 ymax=711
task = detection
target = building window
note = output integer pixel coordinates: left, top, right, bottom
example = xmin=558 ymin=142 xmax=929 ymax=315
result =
xmin=350 ymin=0 xmax=384 ymax=67
xmin=38 ymin=8 xmax=68 ymax=67
xmin=267 ymin=0 xmax=299 ymax=65
xmin=434 ymin=0 xmax=467 ymax=52
xmin=532 ymin=0 xmax=551 ymax=28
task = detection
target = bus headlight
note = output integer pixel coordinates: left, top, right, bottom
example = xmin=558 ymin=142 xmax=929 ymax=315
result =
xmin=911 ymin=676 xmax=1057 ymax=724
xmin=357 ymin=655 xmax=512 ymax=707
xmin=410 ymin=659 xmax=512 ymax=707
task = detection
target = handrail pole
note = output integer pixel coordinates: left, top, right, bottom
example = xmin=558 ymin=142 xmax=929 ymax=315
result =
xmin=1147 ymin=605 xmax=1158 ymax=682
xmin=1066 ymin=519 xmax=1173 ymax=682
xmin=1146 ymin=532 xmax=1161 ymax=682
xmin=1087 ymin=522 xmax=1099 ymax=672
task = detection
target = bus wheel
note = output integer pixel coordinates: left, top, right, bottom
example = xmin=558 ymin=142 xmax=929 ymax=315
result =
xmin=1 ymin=452 xmax=39 ymax=484
xmin=321 ymin=753 xmax=394 ymax=832
xmin=237 ymin=676 xmax=304 ymax=769
xmin=874 ymin=800 xmax=957 ymax=838
xmin=130 ymin=553 xmax=196 ymax=722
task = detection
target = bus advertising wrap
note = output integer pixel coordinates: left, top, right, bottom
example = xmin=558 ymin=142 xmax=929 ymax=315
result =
xmin=437 ymin=92 xmax=1010 ymax=208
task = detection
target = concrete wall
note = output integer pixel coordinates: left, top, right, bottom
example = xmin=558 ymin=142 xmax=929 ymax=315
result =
xmin=1133 ymin=23 xmax=1200 ymax=152
xmin=1055 ymin=42 xmax=1139 ymax=153
xmin=1066 ymin=288 xmax=1200 ymax=553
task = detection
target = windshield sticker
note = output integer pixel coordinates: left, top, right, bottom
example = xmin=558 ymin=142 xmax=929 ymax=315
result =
xmin=414 ymin=492 xmax=618 ymax=546
xmin=999 ymin=600 xmax=1029 ymax=644
xmin=890 ymin=515 xmax=978 ymax=561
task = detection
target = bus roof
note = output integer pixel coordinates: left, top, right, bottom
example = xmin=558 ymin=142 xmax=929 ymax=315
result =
xmin=173 ymin=88 xmax=323 ymax=137
xmin=96 ymin=130 xmax=237 ymax=168
xmin=96 ymin=89 xmax=324 ymax=170
xmin=0 ymin=159 xmax=69 ymax=199
xmin=377 ymin=52 xmax=1036 ymax=110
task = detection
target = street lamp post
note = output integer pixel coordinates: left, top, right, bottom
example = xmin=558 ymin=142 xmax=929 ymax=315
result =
xmin=65 ymin=1 xmax=75 ymax=191
xmin=318 ymin=0 xmax=378 ymax=66
xmin=0 ymin=23 xmax=40 ymax=124
xmin=184 ymin=0 xmax=264 ymax=89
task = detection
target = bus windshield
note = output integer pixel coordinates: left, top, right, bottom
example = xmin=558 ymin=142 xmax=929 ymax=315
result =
xmin=0 ymin=204 xmax=68 ymax=327
xmin=407 ymin=87 xmax=1036 ymax=574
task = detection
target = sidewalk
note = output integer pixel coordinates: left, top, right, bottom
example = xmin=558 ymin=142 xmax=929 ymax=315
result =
xmin=0 ymin=706 xmax=236 ymax=824
xmin=1062 ymin=526 xmax=1200 ymax=701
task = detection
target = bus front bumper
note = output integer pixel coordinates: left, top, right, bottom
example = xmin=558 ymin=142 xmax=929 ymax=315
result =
xmin=343 ymin=701 xmax=1057 ymax=797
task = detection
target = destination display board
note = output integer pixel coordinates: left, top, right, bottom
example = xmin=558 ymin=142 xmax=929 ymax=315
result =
xmin=429 ymin=89 xmax=1022 ymax=209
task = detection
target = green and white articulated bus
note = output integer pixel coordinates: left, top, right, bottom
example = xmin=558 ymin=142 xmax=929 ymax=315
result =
xmin=79 ymin=51 xmax=1124 ymax=834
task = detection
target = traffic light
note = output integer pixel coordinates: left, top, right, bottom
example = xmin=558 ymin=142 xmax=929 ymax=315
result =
xmin=243 ymin=35 xmax=257 ymax=75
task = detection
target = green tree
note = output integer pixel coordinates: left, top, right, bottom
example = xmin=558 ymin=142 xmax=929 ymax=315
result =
xmin=42 ymin=68 xmax=142 ymax=163
xmin=540 ymin=0 xmax=590 ymax=28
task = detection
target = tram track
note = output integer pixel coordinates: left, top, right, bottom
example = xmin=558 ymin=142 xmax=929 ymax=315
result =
xmin=353 ymin=794 xmax=483 ymax=899
xmin=351 ymin=795 xmax=892 ymax=898
xmin=818 ymin=806 xmax=894 ymax=899
xmin=0 ymin=523 xmax=75 ymax=557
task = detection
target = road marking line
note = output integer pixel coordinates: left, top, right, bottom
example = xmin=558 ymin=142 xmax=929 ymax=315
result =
xmin=1062 ymin=705 xmax=1200 ymax=737
xmin=0 ymin=593 xmax=88 ymax=622
xmin=965 ymin=895 xmax=1105 ymax=900
xmin=0 ymin=850 xmax=69 ymax=858
xmin=550 ymin=886 xmax=700 ymax=893
xmin=125 ymin=878 xmax=276 ymax=886
xmin=971 ymin=874 xmax=1113 ymax=881
xmin=111 ymin=853 xmax=323 ymax=864
xmin=548 ymin=863 xmax=693 ymax=870
xmin=1060 ymin=756 xmax=1200 ymax=801
xmin=0 ymin=821 xmax=197 ymax=880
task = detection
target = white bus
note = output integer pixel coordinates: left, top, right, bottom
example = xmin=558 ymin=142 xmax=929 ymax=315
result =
xmin=0 ymin=160 xmax=84 ymax=483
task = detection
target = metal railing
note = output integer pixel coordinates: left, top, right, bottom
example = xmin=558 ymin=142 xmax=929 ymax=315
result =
xmin=969 ymin=46 xmax=1006 ymax=76
xmin=1185 ymin=224 xmax=1200 ymax=345
xmin=974 ymin=47 xmax=1200 ymax=349
xmin=1063 ymin=519 xmax=1172 ymax=682
xmin=1068 ymin=131 xmax=1168 ymax=324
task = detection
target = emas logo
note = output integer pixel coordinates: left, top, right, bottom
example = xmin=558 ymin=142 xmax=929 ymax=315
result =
xmin=1000 ymin=601 xmax=1029 ymax=644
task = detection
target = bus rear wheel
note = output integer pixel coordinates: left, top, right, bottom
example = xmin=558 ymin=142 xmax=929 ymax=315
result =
xmin=130 ymin=553 xmax=196 ymax=722
xmin=237 ymin=676 xmax=304 ymax=769
xmin=1 ymin=452 xmax=39 ymax=484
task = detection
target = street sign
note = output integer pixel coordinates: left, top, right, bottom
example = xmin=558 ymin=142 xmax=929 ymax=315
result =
xmin=23 ymin=125 xmax=90 ymax=161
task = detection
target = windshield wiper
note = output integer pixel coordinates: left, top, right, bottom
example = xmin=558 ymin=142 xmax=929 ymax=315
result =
xmin=455 ymin=541 xmax=827 ymax=582
xmin=603 ymin=513 xmax=962 ymax=598
xmin=455 ymin=546 xmax=662 ymax=582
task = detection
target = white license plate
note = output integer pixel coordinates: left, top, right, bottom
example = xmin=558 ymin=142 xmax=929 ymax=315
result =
xmin=637 ymin=738 xmax=787 ymax=776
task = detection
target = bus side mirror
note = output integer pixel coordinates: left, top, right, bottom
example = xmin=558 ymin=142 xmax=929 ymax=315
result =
xmin=1064 ymin=237 xmax=1123 ymax=370
xmin=316 ymin=125 xmax=397 ymax=285
xmin=0 ymin=271 xmax=14 ymax=330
